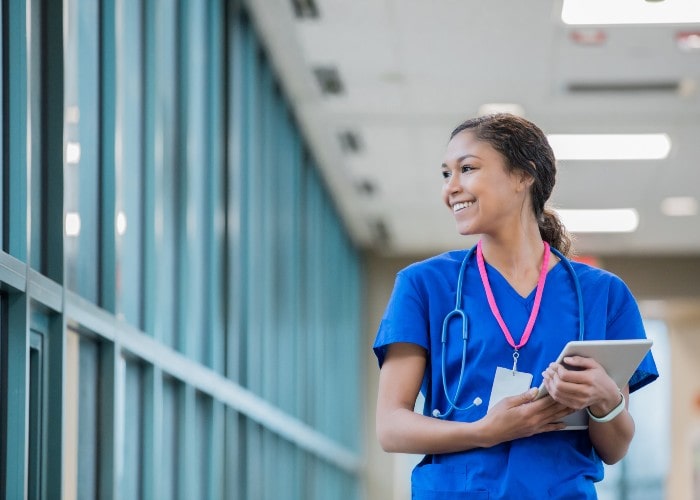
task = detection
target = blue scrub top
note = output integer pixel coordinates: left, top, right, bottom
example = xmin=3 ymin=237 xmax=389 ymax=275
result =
xmin=374 ymin=248 xmax=659 ymax=499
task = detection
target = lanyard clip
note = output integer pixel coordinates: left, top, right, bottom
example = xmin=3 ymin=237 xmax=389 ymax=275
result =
xmin=512 ymin=350 xmax=520 ymax=374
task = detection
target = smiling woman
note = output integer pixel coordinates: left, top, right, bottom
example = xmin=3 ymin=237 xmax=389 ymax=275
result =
xmin=373 ymin=113 xmax=658 ymax=499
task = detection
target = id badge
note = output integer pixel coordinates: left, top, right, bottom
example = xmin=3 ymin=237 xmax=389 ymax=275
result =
xmin=488 ymin=366 xmax=533 ymax=412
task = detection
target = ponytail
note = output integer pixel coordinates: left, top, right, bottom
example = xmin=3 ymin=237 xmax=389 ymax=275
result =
xmin=538 ymin=207 xmax=573 ymax=257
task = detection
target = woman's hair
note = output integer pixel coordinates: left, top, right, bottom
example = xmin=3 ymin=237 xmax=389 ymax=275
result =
xmin=450 ymin=113 xmax=573 ymax=256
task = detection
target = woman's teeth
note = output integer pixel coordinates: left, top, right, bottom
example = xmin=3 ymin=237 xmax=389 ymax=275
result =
xmin=453 ymin=201 xmax=474 ymax=213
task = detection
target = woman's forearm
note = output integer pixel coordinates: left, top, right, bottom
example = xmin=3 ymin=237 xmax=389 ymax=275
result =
xmin=587 ymin=388 xmax=635 ymax=464
xmin=376 ymin=407 xmax=487 ymax=454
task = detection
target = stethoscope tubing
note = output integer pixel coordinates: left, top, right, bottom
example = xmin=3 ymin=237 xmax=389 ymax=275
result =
xmin=434 ymin=244 xmax=584 ymax=419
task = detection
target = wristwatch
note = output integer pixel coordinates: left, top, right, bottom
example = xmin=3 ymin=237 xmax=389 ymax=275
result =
xmin=586 ymin=390 xmax=625 ymax=423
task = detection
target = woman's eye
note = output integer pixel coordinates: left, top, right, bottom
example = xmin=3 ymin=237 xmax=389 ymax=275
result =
xmin=461 ymin=165 xmax=473 ymax=173
xmin=441 ymin=170 xmax=450 ymax=179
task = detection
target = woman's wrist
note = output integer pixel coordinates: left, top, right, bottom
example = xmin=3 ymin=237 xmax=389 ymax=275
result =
xmin=587 ymin=390 xmax=625 ymax=423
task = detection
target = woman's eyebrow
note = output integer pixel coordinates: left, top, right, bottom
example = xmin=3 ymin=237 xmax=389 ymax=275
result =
xmin=441 ymin=154 xmax=481 ymax=168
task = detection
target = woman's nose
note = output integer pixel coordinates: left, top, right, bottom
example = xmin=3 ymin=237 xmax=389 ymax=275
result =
xmin=446 ymin=173 xmax=462 ymax=193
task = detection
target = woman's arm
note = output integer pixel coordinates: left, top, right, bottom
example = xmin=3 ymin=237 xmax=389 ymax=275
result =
xmin=542 ymin=356 xmax=635 ymax=464
xmin=376 ymin=342 xmax=571 ymax=454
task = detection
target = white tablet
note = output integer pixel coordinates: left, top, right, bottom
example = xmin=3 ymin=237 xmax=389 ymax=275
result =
xmin=535 ymin=339 xmax=653 ymax=430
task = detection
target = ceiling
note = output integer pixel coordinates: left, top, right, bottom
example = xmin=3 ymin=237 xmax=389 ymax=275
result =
xmin=246 ymin=0 xmax=700 ymax=257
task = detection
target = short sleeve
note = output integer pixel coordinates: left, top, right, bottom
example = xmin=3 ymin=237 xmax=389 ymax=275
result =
xmin=373 ymin=271 xmax=430 ymax=367
xmin=605 ymin=277 xmax=659 ymax=393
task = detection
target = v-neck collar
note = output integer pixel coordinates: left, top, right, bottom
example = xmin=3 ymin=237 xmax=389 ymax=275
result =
xmin=482 ymin=259 xmax=563 ymax=304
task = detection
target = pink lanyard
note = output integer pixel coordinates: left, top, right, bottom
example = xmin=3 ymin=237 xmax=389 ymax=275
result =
xmin=476 ymin=240 xmax=550 ymax=371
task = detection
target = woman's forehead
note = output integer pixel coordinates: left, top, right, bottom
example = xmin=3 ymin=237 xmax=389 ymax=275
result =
xmin=444 ymin=131 xmax=499 ymax=163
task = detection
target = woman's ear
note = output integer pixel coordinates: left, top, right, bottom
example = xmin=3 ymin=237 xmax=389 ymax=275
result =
xmin=515 ymin=166 xmax=535 ymax=192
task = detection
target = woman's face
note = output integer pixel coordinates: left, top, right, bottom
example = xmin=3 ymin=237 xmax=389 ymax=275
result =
xmin=441 ymin=130 xmax=532 ymax=237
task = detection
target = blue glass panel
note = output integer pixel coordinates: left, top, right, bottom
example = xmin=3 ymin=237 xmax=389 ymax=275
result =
xmin=77 ymin=336 xmax=100 ymax=499
xmin=123 ymin=359 xmax=144 ymax=499
xmin=64 ymin=0 xmax=100 ymax=301
xmin=152 ymin=0 xmax=177 ymax=346
xmin=115 ymin=0 xmax=144 ymax=327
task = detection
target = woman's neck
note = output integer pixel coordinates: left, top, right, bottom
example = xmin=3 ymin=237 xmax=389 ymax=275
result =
xmin=478 ymin=230 xmax=552 ymax=296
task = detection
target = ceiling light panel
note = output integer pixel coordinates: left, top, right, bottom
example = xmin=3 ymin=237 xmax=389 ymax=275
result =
xmin=562 ymin=0 xmax=700 ymax=25
xmin=547 ymin=134 xmax=671 ymax=160
xmin=556 ymin=209 xmax=639 ymax=233
xmin=660 ymin=196 xmax=699 ymax=216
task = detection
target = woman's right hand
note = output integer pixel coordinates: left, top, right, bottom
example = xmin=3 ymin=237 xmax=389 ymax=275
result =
xmin=477 ymin=389 xmax=573 ymax=447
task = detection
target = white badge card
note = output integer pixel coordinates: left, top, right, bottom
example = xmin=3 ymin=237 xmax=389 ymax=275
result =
xmin=488 ymin=366 xmax=533 ymax=412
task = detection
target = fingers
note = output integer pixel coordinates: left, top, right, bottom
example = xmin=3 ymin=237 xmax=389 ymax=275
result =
xmin=561 ymin=355 xmax=600 ymax=370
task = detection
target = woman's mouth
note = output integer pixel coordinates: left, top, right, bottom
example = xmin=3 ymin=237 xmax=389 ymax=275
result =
xmin=453 ymin=201 xmax=475 ymax=213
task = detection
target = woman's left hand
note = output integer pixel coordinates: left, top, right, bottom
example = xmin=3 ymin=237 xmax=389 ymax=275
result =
xmin=541 ymin=356 xmax=621 ymax=413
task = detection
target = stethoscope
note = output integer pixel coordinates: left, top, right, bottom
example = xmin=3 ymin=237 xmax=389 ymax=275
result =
xmin=432 ymin=245 xmax=585 ymax=419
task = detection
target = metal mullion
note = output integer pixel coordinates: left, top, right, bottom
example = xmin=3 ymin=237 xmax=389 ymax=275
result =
xmin=40 ymin=0 xmax=64 ymax=285
xmin=0 ymin=251 xmax=27 ymax=292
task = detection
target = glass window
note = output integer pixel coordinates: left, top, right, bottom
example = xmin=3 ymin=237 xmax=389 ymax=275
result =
xmin=151 ymin=0 xmax=178 ymax=346
xmin=0 ymin=296 xmax=5 ymax=489
xmin=597 ymin=320 xmax=671 ymax=499
xmin=0 ymin=2 xmax=3 ymax=251
xmin=122 ymin=357 xmax=144 ymax=499
xmin=160 ymin=376 xmax=181 ymax=500
xmin=180 ymin=0 xmax=207 ymax=361
xmin=115 ymin=0 xmax=144 ymax=327
xmin=64 ymin=331 xmax=104 ymax=499
xmin=64 ymin=0 xmax=100 ymax=301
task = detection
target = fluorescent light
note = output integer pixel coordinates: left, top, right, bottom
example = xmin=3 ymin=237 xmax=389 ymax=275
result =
xmin=547 ymin=134 xmax=671 ymax=160
xmin=660 ymin=196 xmax=698 ymax=216
xmin=65 ymin=142 xmax=81 ymax=164
xmin=556 ymin=209 xmax=639 ymax=233
xmin=65 ymin=212 xmax=82 ymax=236
xmin=562 ymin=0 xmax=700 ymax=25
xmin=117 ymin=211 xmax=128 ymax=235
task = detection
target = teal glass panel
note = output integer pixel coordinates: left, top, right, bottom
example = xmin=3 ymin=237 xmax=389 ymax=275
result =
xmin=204 ymin=0 xmax=225 ymax=373
xmin=115 ymin=0 xmax=144 ymax=327
xmin=0 ymin=2 xmax=3 ymax=251
xmin=181 ymin=0 xmax=207 ymax=362
xmin=122 ymin=359 xmax=144 ymax=499
xmin=77 ymin=336 xmax=101 ymax=499
xmin=160 ymin=377 xmax=180 ymax=500
xmin=0 ymin=295 xmax=5 ymax=490
xmin=64 ymin=0 xmax=100 ymax=302
xmin=152 ymin=0 xmax=177 ymax=346
xmin=194 ymin=392 xmax=214 ymax=498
